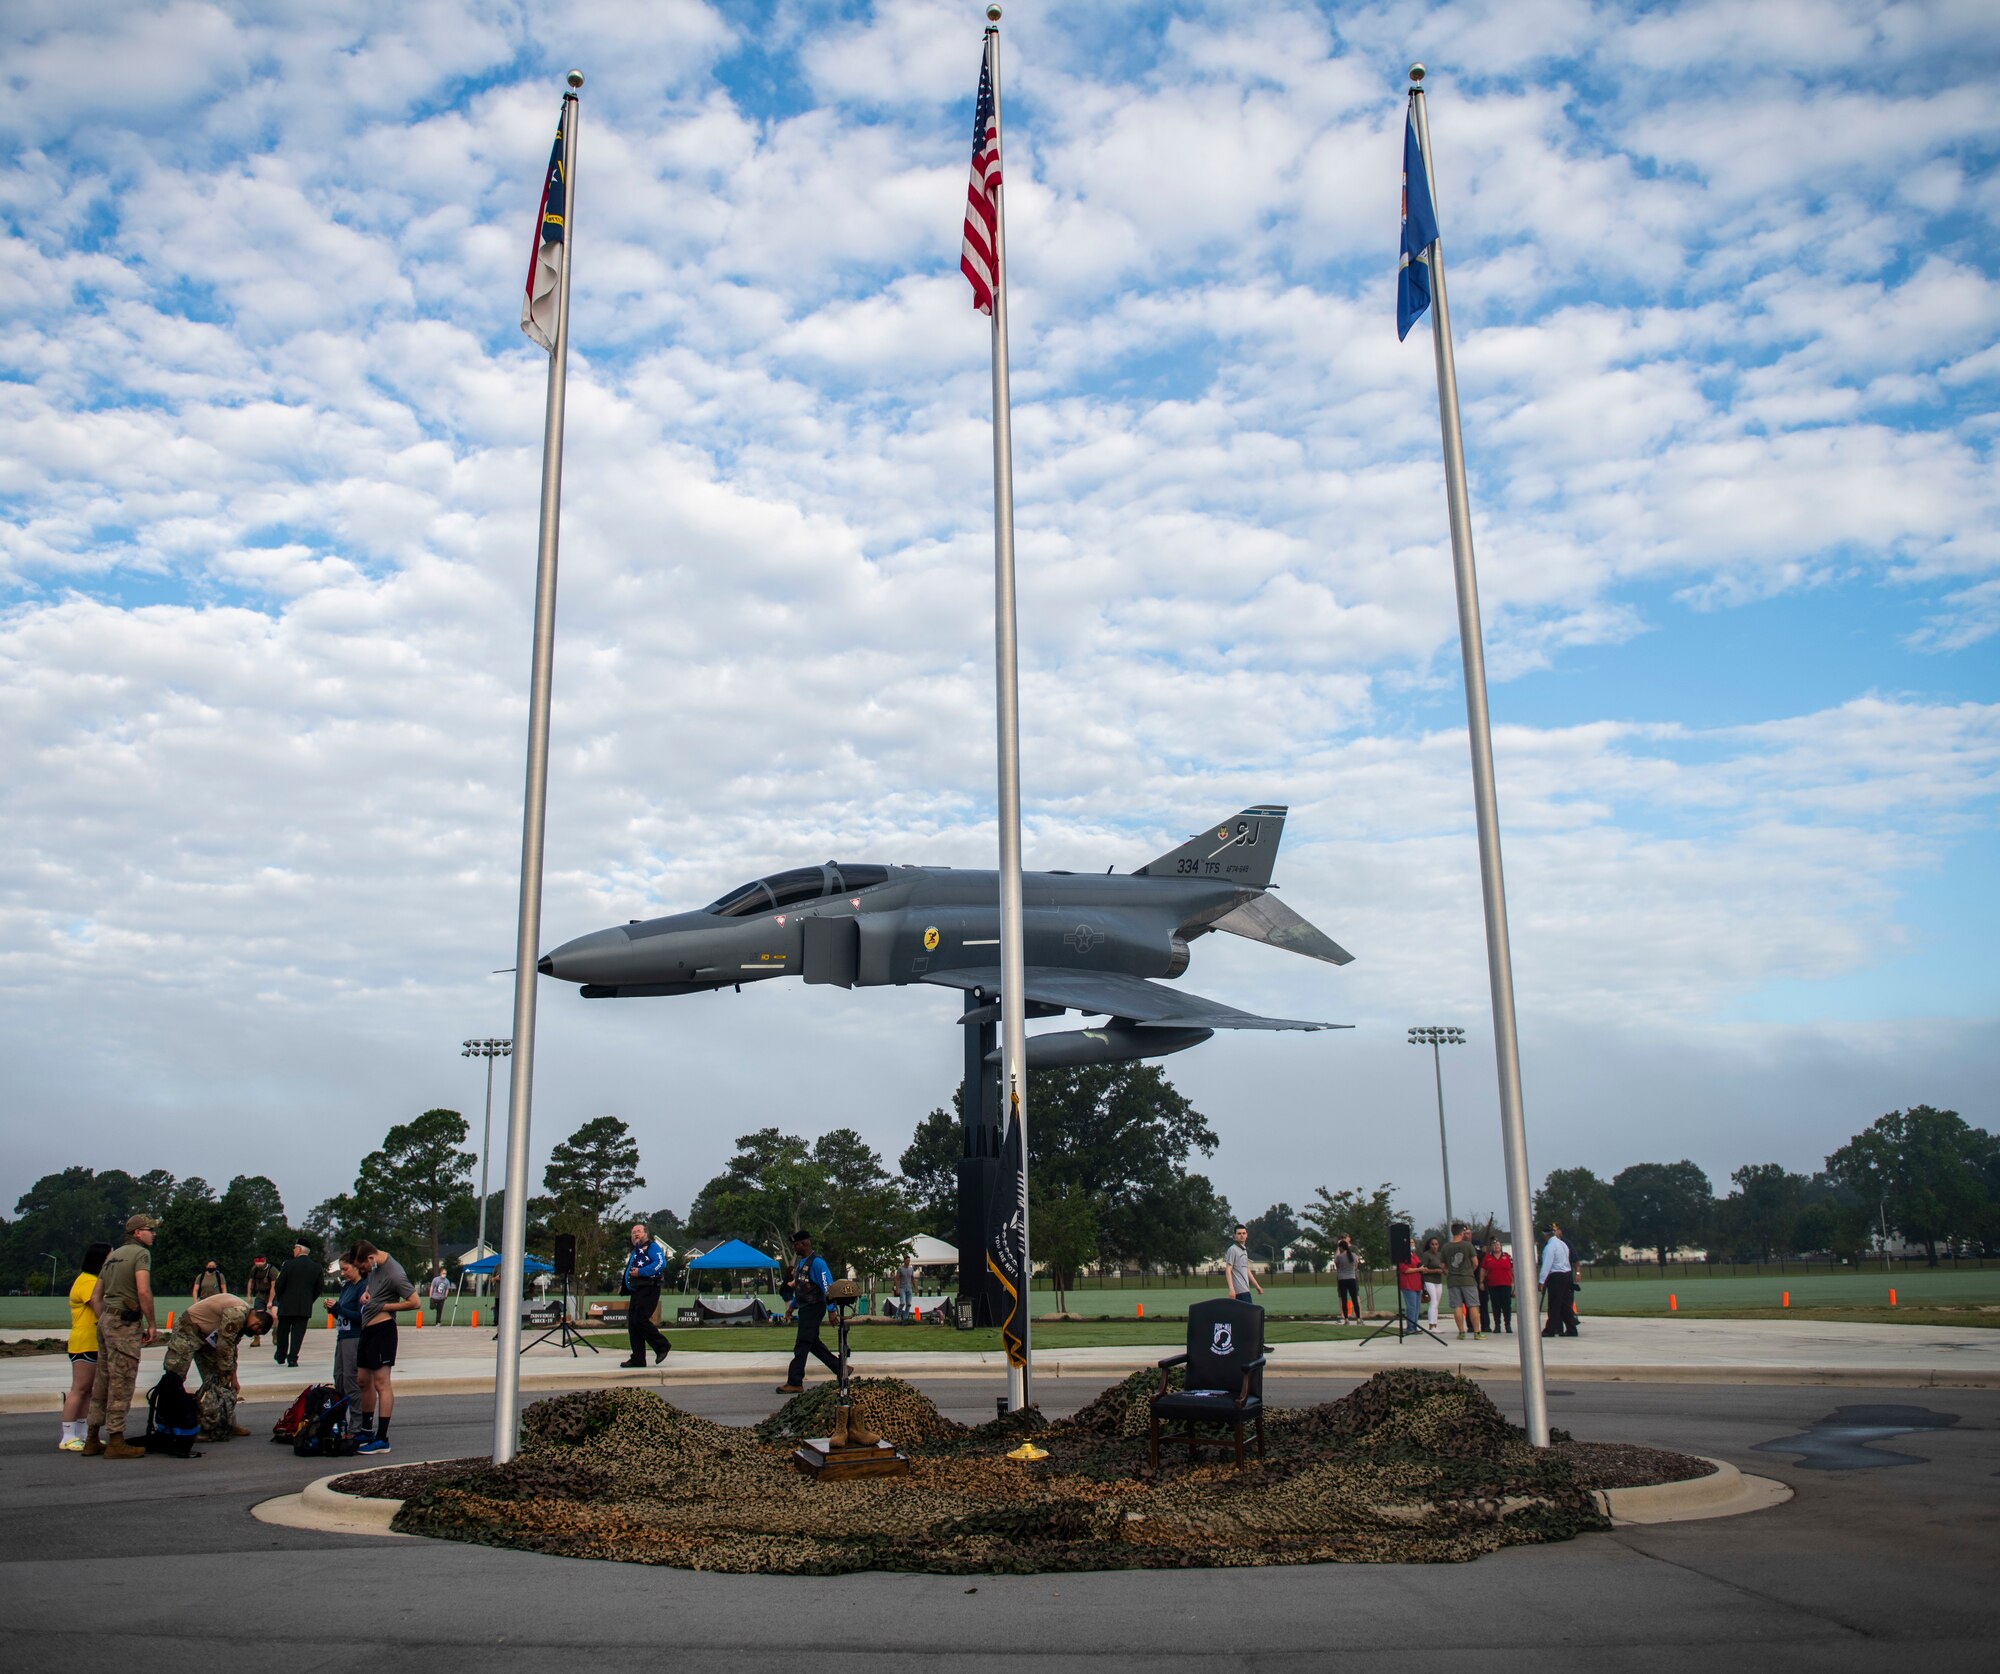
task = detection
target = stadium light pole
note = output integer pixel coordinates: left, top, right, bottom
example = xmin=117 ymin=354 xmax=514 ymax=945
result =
xmin=462 ymin=1039 xmax=513 ymax=1281
xmin=1408 ymin=1026 xmax=1465 ymax=1231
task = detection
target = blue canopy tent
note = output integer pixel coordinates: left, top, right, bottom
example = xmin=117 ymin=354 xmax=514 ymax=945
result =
xmin=682 ymin=1239 xmax=784 ymax=1323
xmin=685 ymin=1239 xmax=781 ymax=1272
xmin=460 ymin=1251 xmax=555 ymax=1275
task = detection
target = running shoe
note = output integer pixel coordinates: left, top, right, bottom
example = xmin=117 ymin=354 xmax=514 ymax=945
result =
xmin=355 ymin=1435 xmax=392 ymax=1455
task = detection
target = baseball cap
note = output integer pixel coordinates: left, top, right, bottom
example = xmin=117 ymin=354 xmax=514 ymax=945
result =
xmin=125 ymin=1213 xmax=161 ymax=1234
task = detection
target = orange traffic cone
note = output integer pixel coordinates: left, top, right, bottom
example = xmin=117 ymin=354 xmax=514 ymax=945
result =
xmin=325 ymin=1311 xmax=334 ymax=1329
xmin=1669 ymin=1294 xmax=1677 ymax=1312
xmin=165 ymin=1311 xmax=173 ymax=1330
xmin=1136 ymin=1302 xmax=1143 ymax=1318
xmin=1782 ymin=1290 xmax=1791 ymax=1309
xmin=414 ymin=1309 xmax=423 ymax=1329
xmin=472 ymin=1310 xmax=480 ymax=1328
xmin=1889 ymin=1288 xmax=1897 ymax=1307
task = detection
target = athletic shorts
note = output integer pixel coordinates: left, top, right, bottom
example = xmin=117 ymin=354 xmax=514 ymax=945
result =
xmin=357 ymin=1321 xmax=398 ymax=1370
xmin=1448 ymin=1284 xmax=1479 ymax=1310
xmin=69 ymin=1351 xmax=97 ymax=1363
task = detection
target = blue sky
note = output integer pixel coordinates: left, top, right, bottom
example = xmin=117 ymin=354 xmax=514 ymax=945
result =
xmin=1 ymin=0 xmax=1995 ymax=1237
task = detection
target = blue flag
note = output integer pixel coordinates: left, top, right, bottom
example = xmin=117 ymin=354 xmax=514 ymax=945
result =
xmin=1398 ymin=106 xmax=1439 ymax=341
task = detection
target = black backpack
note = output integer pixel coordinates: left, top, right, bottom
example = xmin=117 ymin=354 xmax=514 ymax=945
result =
xmin=292 ymin=1388 xmax=358 ymax=1459
xmin=144 ymin=1370 xmax=203 ymax=1458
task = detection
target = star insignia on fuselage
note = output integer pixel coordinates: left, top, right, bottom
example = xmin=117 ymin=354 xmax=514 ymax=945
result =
xmin=1063 ymin=923 xmax=1105 ymax=954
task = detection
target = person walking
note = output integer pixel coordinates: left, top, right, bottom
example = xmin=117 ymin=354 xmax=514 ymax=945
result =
xmin=1223 ymin=1225 xmax=1264 ymax=1304
xmin=272 ymin=1242 xmax=319 ymax=1369
xmin=58 ymin=1242 xmax=113 ymax=1452
xmin=192 ymin=1260 xmax=226 ymax=1301
xmin=328 ymin=1251 xmax=366 ymax=1406
xmin=243 ymin=1254 xmax=274 ymax=1347
xmin=1419 ymin=1235 xmax=1446 ymax=1327
xmin=351 ymin=1240 xmax=416 ymax=1453
xmin=85 ymin=1214 xmax=161 ymax=1458
xmin=774 ymin=1230 xmax=840 ymax=1394
xmin=895 ymin=1253 xmax=916 ymax=1323
xmin=1443 ymin=1221 xmax=1484 ymax=1340
xmin=1540 ymin=1220 xmax=1578 ymax=1338
xmin=1483 ymin=1240 xmax=1516 ymax=1334
xmin=1333 ymin=1237 xmax=1360 ymax=1323
xmin=618 ymin=1223 xmax=672 ymax=1368
xmin=1396 ymin=1244 xmax=1424 ymax=1332
xmin=427 ymin=1269 xmax=450 ymax=1325
xmin=161 ymin=1291 xmax=269 ymax=1439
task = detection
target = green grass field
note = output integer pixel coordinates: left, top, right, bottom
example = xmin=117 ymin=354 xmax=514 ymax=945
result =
xmin=584 ymin=1318 xmax=1374 ymax=1355
xmin=5 ymin=1267 xmax=1993 ymax=1333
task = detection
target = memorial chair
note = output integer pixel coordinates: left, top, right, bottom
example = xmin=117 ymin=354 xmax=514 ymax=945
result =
xmin=1148 ymin=1296 xmax=1267 ymax=1469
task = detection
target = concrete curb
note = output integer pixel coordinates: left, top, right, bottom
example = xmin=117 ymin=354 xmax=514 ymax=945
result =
xmin=10 ymin=1357 xmax=1997 ymax=1415
xmin=1598 ymin=1456 xmax=1793 ymax=1525
xmin=251 ymin=1464 xmax=410 ymax=1539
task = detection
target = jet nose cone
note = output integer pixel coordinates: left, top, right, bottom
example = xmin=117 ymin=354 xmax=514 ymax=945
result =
xmin=538 ymin=927 xmax=632 ymax=985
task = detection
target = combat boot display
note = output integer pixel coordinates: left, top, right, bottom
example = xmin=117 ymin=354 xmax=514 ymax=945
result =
xmin=103 ymin=1436 xmax=147 ymax=1459
xmin=829 ymin=1405 xmax=850 ymax=1448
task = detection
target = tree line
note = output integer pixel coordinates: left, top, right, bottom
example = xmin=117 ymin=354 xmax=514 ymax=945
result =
xmin=7 ymin=1091 xmax=1987 ymax=1297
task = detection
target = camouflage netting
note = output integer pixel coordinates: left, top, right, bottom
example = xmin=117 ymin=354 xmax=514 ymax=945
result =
xmin=381 ymin=1371 xmax=1614 ymax=1573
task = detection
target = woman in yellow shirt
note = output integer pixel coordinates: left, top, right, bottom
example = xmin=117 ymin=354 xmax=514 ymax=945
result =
xmin=61 ymin=1242 xmax=113 ymax=1452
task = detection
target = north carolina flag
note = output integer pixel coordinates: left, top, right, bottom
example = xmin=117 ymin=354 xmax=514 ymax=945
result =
xmin=1398 ymin=107 xmax=1440 ymax=341
xmin=522 ymin=107 xmax=567 ymax=352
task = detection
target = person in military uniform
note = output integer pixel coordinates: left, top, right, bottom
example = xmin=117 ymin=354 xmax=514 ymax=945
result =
xmin=85 ymin=1213 xmax=161 ymax=1458
xmin=162 ymin=1291 xmax=271 ymax=1440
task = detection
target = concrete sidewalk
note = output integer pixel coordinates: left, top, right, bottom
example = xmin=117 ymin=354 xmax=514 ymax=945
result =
xmin=4 ymin=1315 xmax=1995 ymax=1411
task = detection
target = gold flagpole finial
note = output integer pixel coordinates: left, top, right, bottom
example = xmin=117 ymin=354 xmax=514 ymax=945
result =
xmin=567 ymin=69 xmax=584 ymax=90
xmin=987 ymin=5 xmax=1002 ymax=21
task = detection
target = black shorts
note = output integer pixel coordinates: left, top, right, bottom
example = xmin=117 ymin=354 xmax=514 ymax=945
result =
xmin=357 ymin=1321 xmax=398 ymax=1370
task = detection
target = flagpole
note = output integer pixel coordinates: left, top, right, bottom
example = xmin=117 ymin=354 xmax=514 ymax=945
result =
xmin=492 ymin=70 xmax=582 ymax=1467
xmin=1407 ymin=64 xmax=1549 ymax=1448
xmin=983 ymin=8 xmax=1032 ymax=1412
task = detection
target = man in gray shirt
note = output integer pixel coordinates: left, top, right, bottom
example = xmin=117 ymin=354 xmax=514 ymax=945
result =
xmin=1223 ymin=1225 xmax=1262 ymax=1304
xmin=1443 ymin=1221 xmax=1484 ymax=1340
xmin=351 ymin=1241 xmax=416 ymax=1454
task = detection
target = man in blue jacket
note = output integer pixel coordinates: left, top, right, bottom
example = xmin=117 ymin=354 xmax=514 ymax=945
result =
xmin=619 ymin=1223 xmax=673 ymax=1368
xmin=775 ymin=1230 xmax=840 ymax=1394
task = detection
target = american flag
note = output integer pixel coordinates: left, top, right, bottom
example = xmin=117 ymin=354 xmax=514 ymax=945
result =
xmin=521 ymin=105 xmax=568 ymax=352
xmin=960 ymin=43 xmax=1002 ymax=315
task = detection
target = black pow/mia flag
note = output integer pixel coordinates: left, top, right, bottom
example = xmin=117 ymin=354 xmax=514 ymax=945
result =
xmin=985 ymin=1101 xmax=1029 ymax=1368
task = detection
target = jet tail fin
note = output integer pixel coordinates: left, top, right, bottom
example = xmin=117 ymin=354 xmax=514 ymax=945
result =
xmin=1212 ymin=893 xmax=1352 ymax=965
xmin=1135 ymin=805 xmax=1286 ymax=889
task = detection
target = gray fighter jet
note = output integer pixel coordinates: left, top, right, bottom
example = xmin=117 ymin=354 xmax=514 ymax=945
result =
xmin=538 ymin=804 xmax=1351 ymax=1068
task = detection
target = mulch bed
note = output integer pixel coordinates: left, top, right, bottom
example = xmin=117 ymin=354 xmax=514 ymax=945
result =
xmin=0 ymin=1338 xmax=68 ymax=1358
xmin=326 ymin=1371 xmax=1712 ymax=1573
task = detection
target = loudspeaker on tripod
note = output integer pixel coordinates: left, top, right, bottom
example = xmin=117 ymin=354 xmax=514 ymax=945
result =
xmin=1389 ymin=1221 xmax=1413 ymax=1266
xmin=553 ymin=1233 xmax=577 ymax=1277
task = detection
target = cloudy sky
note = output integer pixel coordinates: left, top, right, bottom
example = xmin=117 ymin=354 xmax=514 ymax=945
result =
xmin=3 ymin=0 xmax=1995 ymax=1241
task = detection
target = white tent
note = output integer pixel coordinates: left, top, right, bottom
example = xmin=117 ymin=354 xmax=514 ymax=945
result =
xmin=906 ymin=1234 xmax=957 ymax=1268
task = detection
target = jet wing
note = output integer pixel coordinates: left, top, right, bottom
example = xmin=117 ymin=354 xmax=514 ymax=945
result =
xmin=921 ymin=967 xmax=1347 ymax=1032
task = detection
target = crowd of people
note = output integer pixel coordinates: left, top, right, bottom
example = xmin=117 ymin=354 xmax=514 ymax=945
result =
xmin=56 ymin=1216 xmax=419 ymax=1457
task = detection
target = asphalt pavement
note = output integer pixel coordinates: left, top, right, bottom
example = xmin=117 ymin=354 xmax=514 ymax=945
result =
xmin=2 ymin=1373 xmax=1995 ymax=1672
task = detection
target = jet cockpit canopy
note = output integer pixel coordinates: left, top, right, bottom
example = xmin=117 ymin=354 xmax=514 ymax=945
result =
xmin=705 ymin=863 xmax=891 ymax=918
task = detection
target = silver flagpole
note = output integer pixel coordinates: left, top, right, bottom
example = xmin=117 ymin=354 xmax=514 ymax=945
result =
xmin=492 ymin=70 xmax=582 ymax=1466
xmin=1407 ymin=65 xmax=1549 ymax=1447
xmin=984 ymin=9 xmax=1032 ymax=1411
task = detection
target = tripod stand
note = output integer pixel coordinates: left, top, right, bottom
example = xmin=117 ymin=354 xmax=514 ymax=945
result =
xmin=521 ymin=1276 xmax=600 ymax=1357
xmin=1358 ymin=1295 xmax=1448 ymax=1349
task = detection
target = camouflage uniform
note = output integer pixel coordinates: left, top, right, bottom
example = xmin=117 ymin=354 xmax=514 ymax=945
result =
xmin=87 ymin=1311 xmax=146 ymax=1436
xmin=88 ymin=1233 xmax=155 ymax=1439
xmin=162 ymin=1299 xmax=251 ymax=1440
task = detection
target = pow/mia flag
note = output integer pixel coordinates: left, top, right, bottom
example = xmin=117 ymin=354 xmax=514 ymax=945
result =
xmin=985 ymin=1099 xmax=1029 ymax=1368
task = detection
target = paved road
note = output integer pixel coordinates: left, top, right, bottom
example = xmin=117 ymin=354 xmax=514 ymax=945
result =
xmin=3 ymin=1376 xmax=1994 ymax=1672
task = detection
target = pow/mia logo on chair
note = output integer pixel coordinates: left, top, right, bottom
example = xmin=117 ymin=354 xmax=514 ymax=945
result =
xmin=1211 ymin=1321 xmax=1233 ymax=1356
xmin=1149 ymin=1297 xmax=1267 ymax=1470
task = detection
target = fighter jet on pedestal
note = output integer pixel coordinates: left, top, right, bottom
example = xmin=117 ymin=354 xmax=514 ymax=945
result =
xmin=538 ymin=804 xmax=1351 ymax=1068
